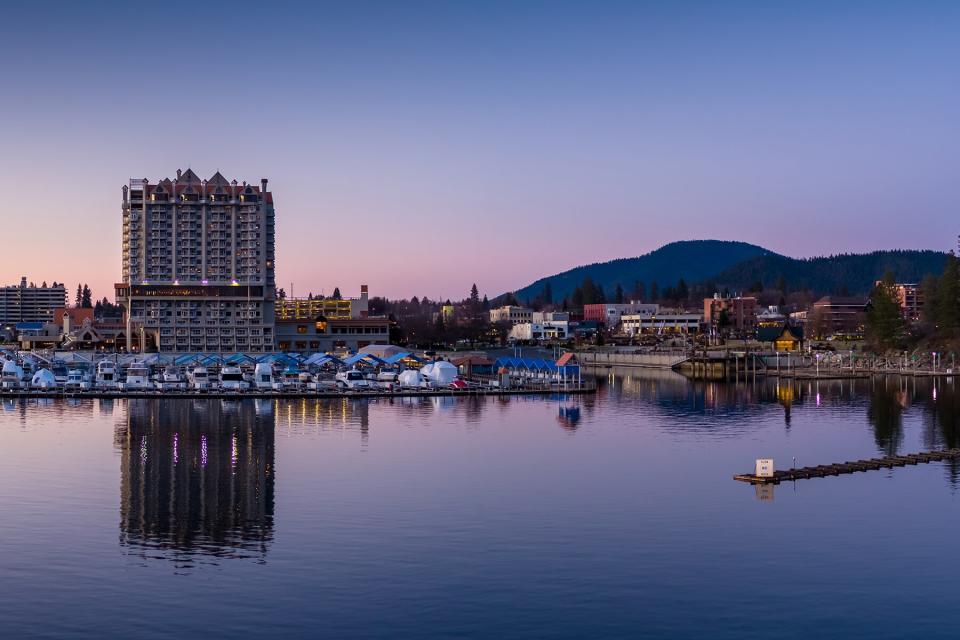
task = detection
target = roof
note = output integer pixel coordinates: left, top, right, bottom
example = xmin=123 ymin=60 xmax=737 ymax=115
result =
xmin=757 ymin=323 xmax=804 ymax=342
xmin=556 ymin=353 xmax=578 ymax=366
xmin=452 ymin=356 xmax=493 ymax=367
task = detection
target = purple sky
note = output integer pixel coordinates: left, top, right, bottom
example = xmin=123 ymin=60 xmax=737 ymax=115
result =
xmin=0 ymin=1 xmax=956 ymax=302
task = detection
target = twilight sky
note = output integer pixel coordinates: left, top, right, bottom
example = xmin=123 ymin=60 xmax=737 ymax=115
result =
xmin=0 ymin=1 xmax=956 ymax=302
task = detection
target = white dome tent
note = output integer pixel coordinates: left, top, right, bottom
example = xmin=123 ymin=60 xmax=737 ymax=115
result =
xmin=31 ymin=368 xmax=57 ymax=389
xmin=397 ymin=369 xmax=424 ymax=388
xmin=420 ymin=361 xmax=458 ymax=387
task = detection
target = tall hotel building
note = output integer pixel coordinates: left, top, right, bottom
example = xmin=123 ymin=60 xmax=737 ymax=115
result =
xmin=117 ymin=169 xmax=276 ymax=352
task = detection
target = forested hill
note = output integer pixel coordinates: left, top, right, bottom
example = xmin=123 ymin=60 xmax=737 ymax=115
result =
xmin=707 ymin=250 xmax=949 ymax=295
xmin=509 ymin=240 xmax=775 ymax=303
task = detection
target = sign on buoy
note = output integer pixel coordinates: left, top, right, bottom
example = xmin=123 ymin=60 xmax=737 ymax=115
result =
xmin=756 ymin=458 xmax=774 ymax=478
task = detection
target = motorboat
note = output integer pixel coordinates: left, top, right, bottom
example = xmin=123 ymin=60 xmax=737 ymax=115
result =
xmin=64 ymin=369 xmax=93 ymax=391
xmin=155 ymin=366 xmax=186 ymax=391
xmin=118 ymin=361 xmax=151 ymax=391
xmin=51 ymin=363 xmax=70 ymax=386
xmin=279 ymin=366 xmax=302 ymax=391
xmin=1 ymin=360 xmax=25 ymax=390
xmin=253 ymin=362 xmax=277 ymax=391
xmin=335 ymin=368 xmax=369 ymax=390
xmin=95 ymin=360 xmax=119 ymax=389
xmin=188 ymin=366 xmax=212 ymax=391
xmin=306 ymin=373 xmax=337 ymax=392
xmin=31 ymin=368 xmax=58 ymax=389
xmin=219 ymin=365 xmax=249 ymax=392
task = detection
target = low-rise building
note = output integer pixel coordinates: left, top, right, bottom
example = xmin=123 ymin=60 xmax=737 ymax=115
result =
xmin=883 ymin=282 xmax=923 ymax=321
xmin=276 ymin=316 xmax=390 ymax=353
xmin=583 ymin=302 xmax=659 ymax=327
xmin=490 ymin=305 xmax=533 ymax=324
xmin=810 ymin=296 xmax=867 ymax=337
xmin=757 ymin=323 xmax=804 ymax=352
xmin=532 ymin=311 xmax=570 ymax=323
xmin=621 ymin=312 xmax=702 ymax=335
xmin=704 ymin=295 xmax=757 ymax=332
xmin=276 ymin=285 xmax=370 ymax=320
xmin=508 ymin=321 xmax=569 ymax=342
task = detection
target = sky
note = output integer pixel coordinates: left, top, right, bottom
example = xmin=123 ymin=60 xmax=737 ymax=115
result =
xmin=0 ymin=0 xmax=957 ymax=302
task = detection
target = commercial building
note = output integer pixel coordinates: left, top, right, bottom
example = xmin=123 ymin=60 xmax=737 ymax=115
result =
xmin=809 ymin=296 xmax=868 ymax=336
xmin=118 ymin=169 xmax=276 ymax=352
xmin=276 ymin=286 xmax=370 ymax=320
xmin=276 ymin=316 xmax=391 ymax=353
xmin=0 ymin=278 xmax=67 ymax=325
xmin=883 ymin=282 xmax=923 ymax=321
xmin=583 ymin=302 xmax=659 ymax=327
xmin=621 ymin=312 xmax=702 ymax=335
xmin=704 ymin=295 xmax=758 ymax=332
xmin=507 ymin=321 xmax=570 ymax=342
xmin=533 ymin=311 xmax=570 ymax=323
xmin=490 ymin=305 xmax=533 ymax=324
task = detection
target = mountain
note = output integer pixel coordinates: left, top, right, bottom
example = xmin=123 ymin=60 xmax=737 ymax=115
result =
xmin=508 ymin=240 xmax=777 ymax=303
xmin=505 ymin=241 xmax=949 ymax=305
xmin=707 ymin=250 xmax=948 ymax=296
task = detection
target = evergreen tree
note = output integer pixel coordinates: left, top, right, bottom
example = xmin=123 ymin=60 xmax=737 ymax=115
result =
xmin=469 ymin=283 xmax=480 ymax=309
xmin=572 ymin=286 xmax=584 ymax=308
xmin=677 ymin=278 xmax=689 ymax=301
xmin=614 ymin=284 xmax=624 ymax=304
xmin=581 ymin=277 xmax=598 ymax=305
xmin=481 ymin=295 xmax=490 ymax=311
xmin=75 ymin=284 xmax=83 ymax=308
xmin=921 ymin=273 xmax=939 ymax=327
xmin=650 ymin=282 xmax=660 ymax=301
xmin=542 ymin=282 xmax=553 ymax=305
xmin=633 ymin=280 xmax=646 ymax=301
xmin=866 ymin=275 xmax=905 ymax=350
xmin=937 ymin=253 xmax=960 ymax=331
xmin=81 ymin=284 xmax=93 ymax=308
xmin=776 ymin=275 xmax=788 ymax=293
xmin=332 ymin=287 xmax=342 ymax=300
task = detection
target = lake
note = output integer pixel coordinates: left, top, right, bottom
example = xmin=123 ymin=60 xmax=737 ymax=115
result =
xmin=2 ymin=370 xmax=959 ymax=638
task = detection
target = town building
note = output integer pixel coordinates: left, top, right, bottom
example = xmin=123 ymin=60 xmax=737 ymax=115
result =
xmin=276 ymin=316 xmax=391 ymax=353
xmin=0 ymin=278 xmax=67 ymax=325
xmin=533 ymin=311 xmax=570 ymax=323
xmin=881 ymin=282 xmax=924 ymax=321
xmin=276 ymin=286 xmax=370 ymax=320
xmin=507 ymin=321 xmax=569 ymax=342
xmin=621 ymin=312 xmax=702 ymax=335
xmin=117 ymin=169 xmax=276 ymax=352
xmin=490 ymin=305 xmax=533 ymax=324
xmin=757 ymin=323 xmax=804 ymax=352
xmin=809 ymin=296 xmax=868 ymax=337
xmin=583 ymin=302 xmax=659 ymax=327
xmin=704 ymin=295 xmax=758 ymax=332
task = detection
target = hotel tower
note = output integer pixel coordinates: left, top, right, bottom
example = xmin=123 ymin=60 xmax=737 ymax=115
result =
xmin=118 ymin=169 xmax=276 ymax=352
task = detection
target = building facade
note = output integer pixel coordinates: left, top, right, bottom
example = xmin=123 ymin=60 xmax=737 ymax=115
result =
xmin=809 ymin=296 xmax=868 ymax=337
xmin=703 ymin=295 xmax=758 ymax=332
xmin=276 ymin=317 xmax=391 ymax=353
xmin=888 ymin=283 xmax=923 ymax=321
xmin=0 ymin=278 xmax=67 ymax=325
xmin=621 ymin=312 xmax=702 ymax=335
xmin=276 ymin=286 xmax=370 ymax=320
xmin=118 ymin=169 xmax=276 ymax=352
xmin=489 ymin=305 xmax=533 ymax=324
xmin=583 ymin=302 xmax=659 ymax=327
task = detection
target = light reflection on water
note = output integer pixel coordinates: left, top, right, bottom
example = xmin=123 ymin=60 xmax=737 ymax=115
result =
xmin=1 ymin=372 xmax=960 ymax=638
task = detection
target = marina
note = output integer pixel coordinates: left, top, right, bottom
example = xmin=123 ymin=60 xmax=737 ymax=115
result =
xmin=734 ymin=449 xmax=960 ymax=485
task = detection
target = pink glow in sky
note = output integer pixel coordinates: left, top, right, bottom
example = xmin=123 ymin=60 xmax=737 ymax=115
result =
xmin=0 ymin=2 xmax=956 ymax=302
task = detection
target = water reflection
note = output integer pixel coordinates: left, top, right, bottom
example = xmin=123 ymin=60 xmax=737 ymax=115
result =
xmin=116 ymin=399 xmax=275 ymax=567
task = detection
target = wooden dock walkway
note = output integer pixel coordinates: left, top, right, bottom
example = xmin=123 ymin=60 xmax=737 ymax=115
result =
xmin=734 ymin=449 xmax=960 ymax=484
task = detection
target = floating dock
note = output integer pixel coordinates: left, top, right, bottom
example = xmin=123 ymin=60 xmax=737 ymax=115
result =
xmin=0 ymin=385 xmax=595 ymax=401
xmin=734 ymin=449 xmax=960 ymax=484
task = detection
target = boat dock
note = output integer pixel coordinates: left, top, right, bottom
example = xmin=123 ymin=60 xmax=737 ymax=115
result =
xmin=734 ymin=449 xmax=960 ymax=484
xmin=0 ymin=384 xmax=596 ymax=401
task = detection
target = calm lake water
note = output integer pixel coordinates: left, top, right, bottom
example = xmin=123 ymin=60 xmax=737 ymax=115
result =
xmin=2 ymin=371 xmax=960 ymax=638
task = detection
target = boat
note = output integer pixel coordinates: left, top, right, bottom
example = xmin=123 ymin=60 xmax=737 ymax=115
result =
xmin=118 ymin=361 xmax=151 ymax=391
xmin=51 ymin=362 xmax=70 ymax=386
xmin=219 ymin=365 xmax=249 ymax=392
xmin=1 ymin=360 xmax=26 ymax=390
xmin=64 ymin=368 xmax=93 ymax=391
xmin=155 ymin=365 xmax=186 ymax=391
xmin=335 ymin=368 xmax=369 ymax=390
xmin=95 ymin=360 xmax=119 ymax=389
xmin=188 ymin=366 xmax=212 ymax=391
xmin=31 ymin=368 xmax=58 ymax=389
xmin=253 ymin=362 xmax=277 ymax=391
xmin=279 ymin=366 xmax=303 ymax=391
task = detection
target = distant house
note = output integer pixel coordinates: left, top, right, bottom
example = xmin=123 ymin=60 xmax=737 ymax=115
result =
xmin=452 ymin=356 xmax=494 ymax=377
xmin=757 ymin=323 xmax=804 ymax=352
